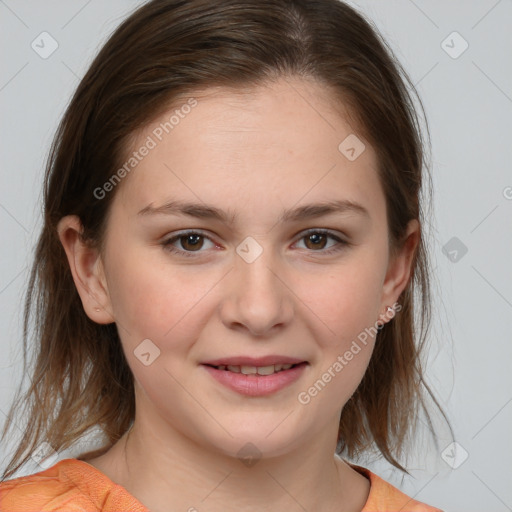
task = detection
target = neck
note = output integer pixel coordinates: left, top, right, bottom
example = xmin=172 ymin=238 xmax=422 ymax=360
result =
xmin=90 ymin=414 xmax=369 ymax=512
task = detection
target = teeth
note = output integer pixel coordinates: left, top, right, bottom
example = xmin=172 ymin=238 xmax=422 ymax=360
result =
xmin=257 ymin=365 xmax=275 ymax=376
xmin=215 ymin=363 xmax=297 ymax=375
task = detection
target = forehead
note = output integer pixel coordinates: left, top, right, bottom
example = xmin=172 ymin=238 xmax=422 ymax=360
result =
xmin=114 ymin=77 xmax=384 ymax=224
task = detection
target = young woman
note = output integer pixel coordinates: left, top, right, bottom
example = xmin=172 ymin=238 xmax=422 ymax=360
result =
xmin=0 ymin=0 xmax=448 ymax=510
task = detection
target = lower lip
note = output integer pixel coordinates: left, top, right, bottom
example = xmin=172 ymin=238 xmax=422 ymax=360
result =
xmin=202 ymin=363 xmax=308 ymax=396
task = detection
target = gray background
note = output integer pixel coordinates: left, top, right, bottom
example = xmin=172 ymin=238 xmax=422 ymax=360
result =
xmin=1 ymin=1 xmax=511 ymax=510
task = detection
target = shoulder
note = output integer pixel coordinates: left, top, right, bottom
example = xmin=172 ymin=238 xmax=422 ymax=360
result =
xmin=0 ymin=459 xmax=98 ymax=511
xmin=349 ymin=463 xmax=444 ymax=512
xmin=0 ymin=458 xmax=148 ymax=512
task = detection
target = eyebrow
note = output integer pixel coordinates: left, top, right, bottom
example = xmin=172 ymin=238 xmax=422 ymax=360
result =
xmin=137 ymin=199 xmax=370 ymax=225
xmin=137 ymin=199 xmax=370 ymax=224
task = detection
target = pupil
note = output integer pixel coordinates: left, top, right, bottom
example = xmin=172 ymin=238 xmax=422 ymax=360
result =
xmin=183 ymin=234 xmax=202 ymax=250
xmin=308 ymin=233 xmax=326 ymax=249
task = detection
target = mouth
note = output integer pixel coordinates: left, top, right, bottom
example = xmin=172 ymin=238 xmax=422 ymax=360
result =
xmin=204 ymin=362 xmax=306 ymax=376
xmin=201 ymin=357 xmax=309 ymax=396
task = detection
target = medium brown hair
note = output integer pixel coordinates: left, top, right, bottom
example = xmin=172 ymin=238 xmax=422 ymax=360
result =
xmin=1 ymin=0 xmax=450 ymax=481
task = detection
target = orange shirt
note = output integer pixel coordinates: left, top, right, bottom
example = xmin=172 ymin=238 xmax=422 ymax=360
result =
xmin=0 ymin=458 xmax=442 ymax=511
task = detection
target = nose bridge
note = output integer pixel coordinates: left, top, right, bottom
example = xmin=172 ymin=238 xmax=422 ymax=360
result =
xmin=237 ymin=239 xmax=279 ymax=291
xmin=223 ymin=235 xmax=294 ymax=334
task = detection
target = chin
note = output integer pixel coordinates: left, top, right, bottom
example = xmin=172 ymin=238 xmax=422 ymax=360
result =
xmin=193 ymin=414 xmax=310 ymax=463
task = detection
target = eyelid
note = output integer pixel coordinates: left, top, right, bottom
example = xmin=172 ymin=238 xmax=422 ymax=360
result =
xmin=294 ymin=228 xmax=348 ymax=253
xmin=161 ymin=228 xmax=349 ymax=257
xmin=298 ymin=228 xmax=347 ymax=242
xmin=161 ymin=229 xmax=218 ymax=249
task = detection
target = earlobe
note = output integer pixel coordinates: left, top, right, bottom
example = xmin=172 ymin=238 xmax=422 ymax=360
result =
xmin=56 ymin=215 xmax=114 ymax=324
xmin=379 ymin=218 xmax=420 ymax=323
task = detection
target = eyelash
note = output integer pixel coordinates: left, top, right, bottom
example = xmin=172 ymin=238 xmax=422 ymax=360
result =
xmin=161 ymin=229 xmax=348 ymax=258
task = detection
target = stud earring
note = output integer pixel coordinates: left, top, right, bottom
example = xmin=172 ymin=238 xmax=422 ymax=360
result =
xmin=377 ymin=305 xmax=394 ymax=330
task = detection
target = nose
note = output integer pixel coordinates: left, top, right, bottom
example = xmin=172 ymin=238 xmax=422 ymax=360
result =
xmin=219 ymin=244 xmax=294 ymax=337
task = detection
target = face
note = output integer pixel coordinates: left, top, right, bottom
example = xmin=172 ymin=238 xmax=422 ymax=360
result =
xmin=65 ymin=76 xmax=416 ymax=460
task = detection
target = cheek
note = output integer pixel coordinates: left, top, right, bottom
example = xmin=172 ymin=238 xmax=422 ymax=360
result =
xmin=105 ymin=246 xmax=220 ymax=348
xmin=107 ymin=258 xmax=170 ymax=335
xmin=297 ymin=266 xmax=382 ymax=408
xmin=296 ymin=255 xmax=386 ymax=346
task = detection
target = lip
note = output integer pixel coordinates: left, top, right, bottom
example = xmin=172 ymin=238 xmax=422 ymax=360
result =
xmin=202 ymin=355 xmax=306 ymax=366
xmin=201 ymin=361 xmax=308 ymax=397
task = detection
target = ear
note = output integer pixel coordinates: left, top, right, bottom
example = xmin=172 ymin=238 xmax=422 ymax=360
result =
xmin=57 ymin=215 xmax=114 ymax=324
xmin=378 ymin=218 xmax=420 ymax=324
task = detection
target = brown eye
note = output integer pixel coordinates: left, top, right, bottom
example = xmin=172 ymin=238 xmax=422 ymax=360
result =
xmin=162 ymin=231 xmax=216 ymax=257
xmin=303 ymin=232 xmax=328 ymax=250
xmin=178 ymin=233 xmax=204 ymax=251
xmin=295 ymin=229 xmax=348 ymax=255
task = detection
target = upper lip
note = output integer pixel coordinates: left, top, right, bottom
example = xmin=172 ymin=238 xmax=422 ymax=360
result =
xmin=202 ymin=356 xmax=307 ymax=367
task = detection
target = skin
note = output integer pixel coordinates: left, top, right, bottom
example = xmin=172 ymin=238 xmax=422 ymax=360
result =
xmin=58 ymin=76 xmax=419 ymax=512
